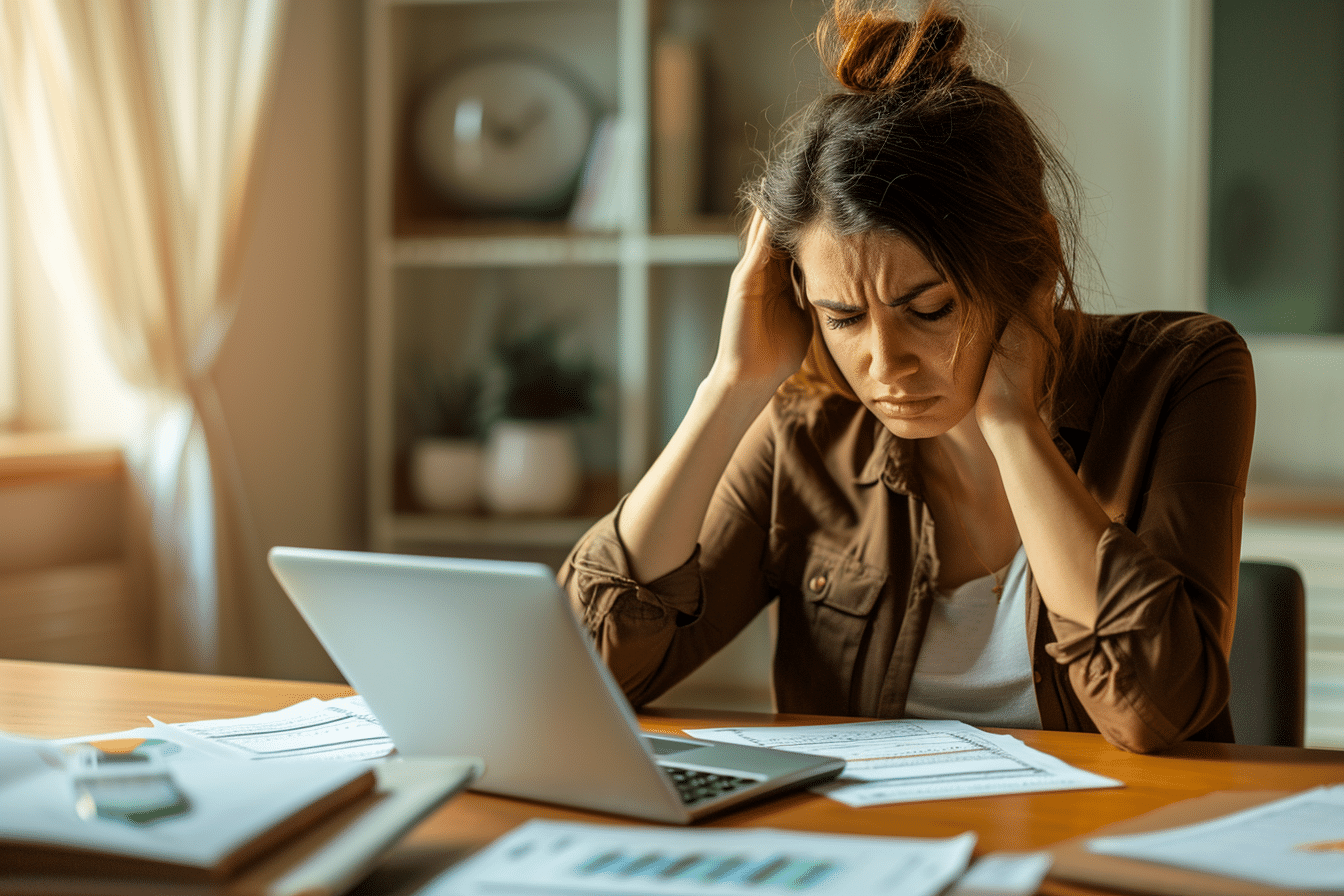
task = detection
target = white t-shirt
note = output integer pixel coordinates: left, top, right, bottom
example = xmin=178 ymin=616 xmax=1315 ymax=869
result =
xmin=904 ymin=545 xmax=1042 ymax=729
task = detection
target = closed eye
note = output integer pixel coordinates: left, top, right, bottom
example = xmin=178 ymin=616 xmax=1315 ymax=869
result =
xmin=823 ymin=312 xmax=865 ymax=330
xmin=910 ymin=300 xmax=955 ymax=322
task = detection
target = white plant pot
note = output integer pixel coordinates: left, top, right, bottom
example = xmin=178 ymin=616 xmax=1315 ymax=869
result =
xmin=410 ymin=438 xmax=483 ymax=512
xmin=481 ymin=419 xmax=581 ymax=516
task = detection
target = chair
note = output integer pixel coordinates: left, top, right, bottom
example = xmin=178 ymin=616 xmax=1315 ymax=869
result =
xmin=1228 ymin=560 xmax=1306 ymax=747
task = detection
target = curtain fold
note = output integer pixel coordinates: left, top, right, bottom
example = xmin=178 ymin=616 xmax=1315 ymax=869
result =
xmin=0 ymin=0 xmax=287 ymax=673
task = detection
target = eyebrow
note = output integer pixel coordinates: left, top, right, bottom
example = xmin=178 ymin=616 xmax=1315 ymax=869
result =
xmin=807 ymin=278 xmax=945 ymax=313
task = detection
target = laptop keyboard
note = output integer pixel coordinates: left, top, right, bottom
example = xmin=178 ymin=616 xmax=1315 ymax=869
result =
xmin=664 ymin=766 xmax=757 ymax=806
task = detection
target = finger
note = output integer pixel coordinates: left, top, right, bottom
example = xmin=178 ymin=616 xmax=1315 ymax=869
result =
xmin=742 ymin=208 xmax=766 ymax=248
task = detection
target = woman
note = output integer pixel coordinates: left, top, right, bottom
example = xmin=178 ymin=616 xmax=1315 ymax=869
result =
xmin=559 ymin=1 xmax=1254 ymax=753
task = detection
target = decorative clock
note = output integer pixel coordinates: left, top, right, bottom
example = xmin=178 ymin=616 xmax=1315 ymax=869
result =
xmin=413 ymin=50 xmax=600 ymax=218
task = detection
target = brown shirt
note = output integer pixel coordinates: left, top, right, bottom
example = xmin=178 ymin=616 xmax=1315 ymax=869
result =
xmin=560 ymin=311 xmax=1256 ymax=753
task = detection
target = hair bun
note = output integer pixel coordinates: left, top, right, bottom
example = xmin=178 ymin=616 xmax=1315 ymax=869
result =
xmin=824 ymin=2 xmax=968 ymax=95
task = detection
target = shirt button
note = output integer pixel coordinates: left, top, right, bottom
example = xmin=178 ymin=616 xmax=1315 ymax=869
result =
xmin=808 ymin=575 xmax=827 ymax=593
xmin=1033 ymin=670 xmax=1042 ymax=684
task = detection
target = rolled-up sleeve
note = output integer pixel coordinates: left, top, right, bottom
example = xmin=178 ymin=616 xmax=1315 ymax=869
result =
xmin=560 ymin=408 xmax=780 ymax=707
xmin=560 ymin=497 xmax=704 ymax=703
xmin=1044 ymin=321 xmax=1254 ymax=753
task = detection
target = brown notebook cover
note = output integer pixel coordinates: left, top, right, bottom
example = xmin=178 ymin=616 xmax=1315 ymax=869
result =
xmin=1050 ymin=789 xmax=1340 ymax=896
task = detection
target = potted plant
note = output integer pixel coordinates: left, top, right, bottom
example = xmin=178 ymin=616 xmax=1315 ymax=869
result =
xmin=480 ymin=321 xmax=597 ymax=516
xmin=404 ymin=362 xmax=484 ymax=513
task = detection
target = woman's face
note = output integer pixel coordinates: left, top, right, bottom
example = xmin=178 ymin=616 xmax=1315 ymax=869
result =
xmin=794 ymin=226 xmax=993 ymax=440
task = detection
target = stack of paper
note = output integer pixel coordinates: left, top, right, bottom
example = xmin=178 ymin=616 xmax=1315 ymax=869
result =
xmin=169 ymin=696 xmax=394 ymax=761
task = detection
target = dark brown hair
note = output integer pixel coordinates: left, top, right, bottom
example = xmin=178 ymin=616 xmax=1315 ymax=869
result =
xmin=743 ymin=0 xmax=1088 ymax=413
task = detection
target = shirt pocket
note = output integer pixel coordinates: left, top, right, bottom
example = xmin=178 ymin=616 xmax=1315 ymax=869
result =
xmin=769 ymin=537 xmax=885 ymax=617
xmin=768 ymin=537 xmax=886 ymax=711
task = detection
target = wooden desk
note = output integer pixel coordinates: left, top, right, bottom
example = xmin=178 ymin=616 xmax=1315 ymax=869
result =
xmin=4 ymin=658 xmax=1343 ymax=896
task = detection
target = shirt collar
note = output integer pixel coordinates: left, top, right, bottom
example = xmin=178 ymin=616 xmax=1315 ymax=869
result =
xmin=855 ymin=422 xmax=922 ymax=495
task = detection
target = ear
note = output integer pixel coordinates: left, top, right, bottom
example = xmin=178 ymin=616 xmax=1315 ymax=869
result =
xmin=789 ymin=259 xmax=807 ymax=310
xmin=1041 ymin=211 xmax=1061 ymax=248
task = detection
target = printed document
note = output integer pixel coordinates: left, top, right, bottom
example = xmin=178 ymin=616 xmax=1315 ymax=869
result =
xmin=420 ymin=818 xmax=975 ymax=896
xmin=168 ymin=696 xmax=394 ymax=761
xmin=1087 ymin=784 xmax=1344 ymax=890
xmin=685 ymin=719 xmax=1121 ymax=807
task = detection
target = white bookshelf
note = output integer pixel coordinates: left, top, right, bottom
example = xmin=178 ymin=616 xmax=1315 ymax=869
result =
xmin=364 ymin=0 xmax=824 ymax=561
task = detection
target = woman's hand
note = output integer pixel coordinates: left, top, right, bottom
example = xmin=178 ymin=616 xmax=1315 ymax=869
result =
xmin=975 ymin=279 xmax=1057 ymax=430
xmin=617 ymin=211 xmax=811 ymax=584
xmin=974 ymin=277 xmax=1108 ymax=631
xmin=709 ymin=210 xmax=813 ymax=395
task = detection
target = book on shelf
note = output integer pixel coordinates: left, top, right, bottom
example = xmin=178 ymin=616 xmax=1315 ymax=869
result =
xmin=569 ymin=114 xmax=636 ymax=232
xmin=652 ymin=31 xmax=705 ymax=230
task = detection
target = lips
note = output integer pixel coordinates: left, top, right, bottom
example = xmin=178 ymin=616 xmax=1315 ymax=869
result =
xmin=871 ymin=395 xmax=939 ymax=418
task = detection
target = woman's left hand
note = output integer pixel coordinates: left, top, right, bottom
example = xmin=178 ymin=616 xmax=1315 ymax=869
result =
xmin=975 ymin=280 xmax=1056 ymax=430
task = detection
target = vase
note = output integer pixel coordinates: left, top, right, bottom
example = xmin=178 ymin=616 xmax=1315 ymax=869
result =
xmin=481 ymin=419 xmax=581 ymax=516
xmin=410 ymin=438 xmax=484 ymax=512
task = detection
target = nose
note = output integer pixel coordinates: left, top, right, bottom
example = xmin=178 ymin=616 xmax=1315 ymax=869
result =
xmin=867 ymin=318 xmax=919 ymax=383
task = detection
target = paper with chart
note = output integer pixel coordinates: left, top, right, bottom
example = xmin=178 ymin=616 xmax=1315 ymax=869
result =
xmin=422 ymin=818 xmax=975 ymax=896
xmin=684 ymin=719 xmax=1121 ymax=808
xmin=1087 ymin=785 xmax=1344 ymax=890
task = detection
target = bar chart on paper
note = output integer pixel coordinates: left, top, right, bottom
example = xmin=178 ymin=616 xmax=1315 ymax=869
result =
xmin=573 ymin=848 xmax=840 ymax=889
xmin=424 ymin=819 xmax=976 ymax=896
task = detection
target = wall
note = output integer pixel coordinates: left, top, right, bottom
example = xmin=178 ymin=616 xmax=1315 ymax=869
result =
xmin=213 ymin=0 xmax=365 ymax=681
xmin=987 ymin=0 xmax=1208 ymax=314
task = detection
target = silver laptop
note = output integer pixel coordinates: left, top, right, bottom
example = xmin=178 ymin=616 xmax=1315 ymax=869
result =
xmin=268 ymin=546 xmax=843 ymax=824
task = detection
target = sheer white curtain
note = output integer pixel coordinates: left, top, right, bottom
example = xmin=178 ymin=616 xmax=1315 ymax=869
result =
xmin=0 ymin=0 xmax=287 ymax=672
xmin=0 ymin=125 xmax=14 ymax=427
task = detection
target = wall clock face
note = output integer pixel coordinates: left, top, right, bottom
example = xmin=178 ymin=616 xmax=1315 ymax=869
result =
xmin=414 ymin=53 xmax=599 ymax=217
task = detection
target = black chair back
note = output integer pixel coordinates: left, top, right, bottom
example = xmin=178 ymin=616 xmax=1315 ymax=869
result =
xmin=1229 ymin=560 xmax=1306 ymax=747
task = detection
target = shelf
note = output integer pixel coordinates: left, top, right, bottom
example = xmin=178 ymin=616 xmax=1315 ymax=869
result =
xmin=645 ymin=232 xmax=740 ymax=265
xmin=390 ymin=233 xmax=622 ymax=267
xmin=366 ymin=0 xmax=804 ymax=559
xmin=383 ymin=512 xmax=598 ymax=548
xmin=387 ymin=231 xmax=742 ymax=268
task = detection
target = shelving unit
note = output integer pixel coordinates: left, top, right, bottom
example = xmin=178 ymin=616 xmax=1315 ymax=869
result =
xmin=364 ymin=0 xmax=825 ymax=564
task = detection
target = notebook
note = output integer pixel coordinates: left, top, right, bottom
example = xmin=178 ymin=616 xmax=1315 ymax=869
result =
xmin=267 ymin=546 xmax=843 ymax=824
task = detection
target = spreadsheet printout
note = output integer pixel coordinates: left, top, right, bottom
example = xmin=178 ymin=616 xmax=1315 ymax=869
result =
xmin=685 ymin=719 xmax=1121 ymax=807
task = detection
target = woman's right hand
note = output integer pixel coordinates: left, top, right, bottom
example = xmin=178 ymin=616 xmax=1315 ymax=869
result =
xmin=617 ymin=211 xmax=808 ymax=583
xmin=710 ymin=210 xmax=814 ymax=395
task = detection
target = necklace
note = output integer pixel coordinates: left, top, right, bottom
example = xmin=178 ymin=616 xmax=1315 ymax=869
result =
xmin=946 ymin=497 xmax=1008 ymax=598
